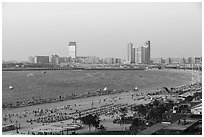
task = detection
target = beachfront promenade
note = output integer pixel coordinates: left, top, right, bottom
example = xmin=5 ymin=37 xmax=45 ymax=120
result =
xmin=2 ymin=82 xmax=201 ymax=135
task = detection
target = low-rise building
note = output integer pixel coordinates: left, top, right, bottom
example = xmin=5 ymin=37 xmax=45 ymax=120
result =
xmin=194 ymin=57 xmax=202 ymax=64
xmin=34 ymin=56 xmax=49 ymax=64
xmin=50 ymin=54 xmax=59 ymax=65
xmin=28 ymin=56 xmax=35 ymax=63
xmin=57 ymin=57 xmax=72 ymax=64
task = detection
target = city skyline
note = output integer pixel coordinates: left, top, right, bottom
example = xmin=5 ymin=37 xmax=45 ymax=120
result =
xmin=2 ymin=2 xmax=202 ymax=61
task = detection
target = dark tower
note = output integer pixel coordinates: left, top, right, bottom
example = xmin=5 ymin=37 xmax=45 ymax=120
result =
xmin=145 ymin=40 xmax=151 ymax=64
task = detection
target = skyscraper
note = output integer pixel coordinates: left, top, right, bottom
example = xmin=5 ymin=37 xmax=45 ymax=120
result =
xmin=135 ymin=40 xmax=151 ymax=64
xmin=127 ymin=42 xmax=135 ymax=64
xmin=136 ymin=46 xmax=145 ymax=64
xmin=68 ymin=42 xmax=77 ymax=58
xmin=127 ymin=42 xmax=131 ymax=62
xmin=144 ymin=41 xmax=151 ymax=64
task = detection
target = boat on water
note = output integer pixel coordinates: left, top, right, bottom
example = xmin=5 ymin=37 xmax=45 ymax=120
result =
xmin=9 ymin=86 xmax=13 ymax=90
xmin=134 ymin=86 xmax=138 ymax=91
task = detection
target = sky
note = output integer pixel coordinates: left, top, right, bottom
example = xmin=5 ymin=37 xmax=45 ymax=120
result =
xmin=2 ymin=2 xmax=202 ymax=61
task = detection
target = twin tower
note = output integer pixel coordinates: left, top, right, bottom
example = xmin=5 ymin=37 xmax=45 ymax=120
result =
xmin=127 ymin=41 xmax=151 ymax=64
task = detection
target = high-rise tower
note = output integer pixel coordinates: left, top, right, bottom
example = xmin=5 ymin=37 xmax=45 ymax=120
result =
xmin=135 ymin=40 xmax=151 ymax=64
xmin=144 ymin=40 xmax=151 ymax=64
xmin=127 ymin=42 xmax=135 ymax=64
xmin=68 ymin=42 xmax=77 ymax=58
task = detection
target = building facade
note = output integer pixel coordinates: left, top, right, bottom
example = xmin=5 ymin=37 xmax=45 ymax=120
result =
xmin=165 ymin=57 xmax=172 ymax=64
xmin=151 ymin=58 xmax=162 ymax=64
xmin=68 ymin=42 xmax=77 ymax=58
xmin=57 ymin=57 xmax=72 ymax=64
xmin=34 ymin=56 xmax=49 ymax=64
xmin=135 ymin=41 xmax=151 ymax=64
xmin=194 ymin=57 xmax=202 ymax=64
xmin=50 ymin=54 xmax=59 ymax=65
xmin=127 ymin=42 xmax=135 ymax=64
xmin=28 ymin=56 xmax=35 ymax=63
xmin=136 ymin=46 xmax=143 ymax=64
xmin=144 ymin=41 xmax=151 ymax=64
xmin=76 ymin=56 xmax=87 ymax=63
xmin=85 ymin=56 xmax=100 ymax=64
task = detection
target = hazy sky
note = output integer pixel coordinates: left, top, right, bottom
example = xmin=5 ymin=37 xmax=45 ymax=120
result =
xmin=2 ymin=2 xmax=202 ymax=61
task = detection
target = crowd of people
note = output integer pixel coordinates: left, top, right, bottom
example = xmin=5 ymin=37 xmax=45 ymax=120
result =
xmin=2 ymin=88 xmax=129 ymax=109
xmin=2 ymin=82 xmax=202 ymax=134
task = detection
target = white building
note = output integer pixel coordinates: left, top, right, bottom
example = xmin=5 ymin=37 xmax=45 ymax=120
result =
xmin=68 ymin=42 xmax=77 ymax=58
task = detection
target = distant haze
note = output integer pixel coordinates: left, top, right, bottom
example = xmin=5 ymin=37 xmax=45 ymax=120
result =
xmin=2 ymin=2 xmax=202 ymax=61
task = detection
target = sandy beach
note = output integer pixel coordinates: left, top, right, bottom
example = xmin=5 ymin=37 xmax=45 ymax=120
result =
xmin=2 ymin=69 xmax=194 ymax=134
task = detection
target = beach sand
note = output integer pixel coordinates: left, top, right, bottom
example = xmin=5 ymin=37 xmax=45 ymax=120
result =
xmin=2 ymin=69 xmax=193 ymax=134
xmin=2 ymin=89 xmax=155 ymax=134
